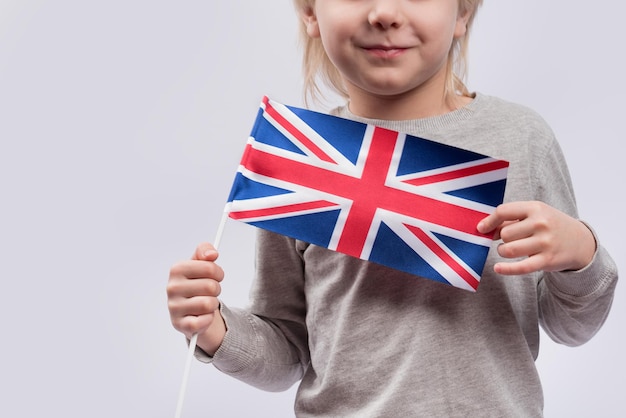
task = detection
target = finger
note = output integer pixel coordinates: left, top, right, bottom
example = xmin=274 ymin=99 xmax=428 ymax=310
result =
xmin=168 ymin=295 xmax=221 ymax=337
xmin=486 ymin=220 xmax=518 ymax=241
xmin=166 ymin=277 xmax=222 ymax=299
xmin=192 ymin=242 xmax=219 ymax=261
xmin=169 ymin=295 xmax=221 ymax=317
xmin=172 ymin=311 xmax=217 ymax=337
xmin=477 ymin=202 xmax=532 ymax=234
xmin=477 ymin=213 xmax=500 ymax=234
xmin=499 ymin=219 xmax=535 ymax=244
xmin=493 ymin=255 xmax=546 ymax=276
xmin=496 ymin=237 xmax=540 ymax=260
xmin=169 ymin=259 xmax=225 ymax=282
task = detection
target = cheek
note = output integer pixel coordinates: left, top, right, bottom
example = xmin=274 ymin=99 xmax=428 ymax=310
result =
xmin=317 ymin=24 xmax=349 ymax=62
xmin=418 ymin=19 xmax=459 ymax=55
xmin=414 ymin=5 xmax=461 ymax=41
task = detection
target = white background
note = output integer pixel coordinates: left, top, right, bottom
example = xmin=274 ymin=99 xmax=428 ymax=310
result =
xmin=0 ymin=1 xmax=623 ymax=417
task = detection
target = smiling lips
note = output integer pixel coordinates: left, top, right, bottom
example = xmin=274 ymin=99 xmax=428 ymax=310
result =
xmin=362 ymin=45 xmax=409 ymax=59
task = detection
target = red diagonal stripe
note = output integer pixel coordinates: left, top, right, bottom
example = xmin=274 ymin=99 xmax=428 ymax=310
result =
xmin=403 ymin=160 xmax=510 ymax=186
xmin=229 ymin=200 xmax=338 ymax=221
xmin=263 ymin=97 xmax=336 ymax=164
xmin=406 ymin=224 xmax=480 ymax=290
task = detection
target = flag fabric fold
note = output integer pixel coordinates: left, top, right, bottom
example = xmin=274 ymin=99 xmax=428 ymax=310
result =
xmin=225 ymin=96 xmax=509 ymax=292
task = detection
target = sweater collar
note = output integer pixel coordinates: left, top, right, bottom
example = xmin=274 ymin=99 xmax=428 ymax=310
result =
xmin=333 ymin=93 xmax=483 ymax=134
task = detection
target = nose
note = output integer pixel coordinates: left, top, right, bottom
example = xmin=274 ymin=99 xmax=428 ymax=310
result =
xmin=368 ymin=0 xmax=404 ymax=30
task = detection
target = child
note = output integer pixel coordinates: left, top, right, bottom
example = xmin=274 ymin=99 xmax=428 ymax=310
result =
xmin=167 ymin=0 xmax=618 ymax=416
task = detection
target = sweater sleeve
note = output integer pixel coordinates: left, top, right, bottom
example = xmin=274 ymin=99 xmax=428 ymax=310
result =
xmin=534 ymin=134 xmax=618 ymax=346
xmin=539 ymin=241 xmax=618 ymax=346
xmin=194 ymin=230 xmax=310 ymax=392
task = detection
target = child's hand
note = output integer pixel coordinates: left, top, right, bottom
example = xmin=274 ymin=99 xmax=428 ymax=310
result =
xmin=167 ymin=243 xmax=226 ymax=355
xmin=477 ymin=201 xmax=596 ymax=276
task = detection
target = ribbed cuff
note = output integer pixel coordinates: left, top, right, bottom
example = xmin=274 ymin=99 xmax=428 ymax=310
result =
xmin=202 ymin=304 xmax=259 ymax=374
xmin=547 ymin=244 xmax=618 ymax=298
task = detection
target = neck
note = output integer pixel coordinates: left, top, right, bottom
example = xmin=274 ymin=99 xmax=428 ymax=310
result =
xmin=345 ymin=74 xmax=472 ymax=120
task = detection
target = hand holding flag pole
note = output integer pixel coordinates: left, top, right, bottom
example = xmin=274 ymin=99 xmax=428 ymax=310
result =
xmin=174 ymin=211 xmax=229 ymax=418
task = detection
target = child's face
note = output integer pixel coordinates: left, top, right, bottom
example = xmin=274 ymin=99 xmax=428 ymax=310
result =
xmin=303 ymin=0 xmax=469 ymax=104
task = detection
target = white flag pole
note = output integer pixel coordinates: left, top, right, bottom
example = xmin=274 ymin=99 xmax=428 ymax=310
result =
xmin=175 ymin=210 xmax=229 ymax=418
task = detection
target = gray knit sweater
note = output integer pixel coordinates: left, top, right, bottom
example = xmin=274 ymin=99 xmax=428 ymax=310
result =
xmin=198 ymin=94 xmax=618 ymax=417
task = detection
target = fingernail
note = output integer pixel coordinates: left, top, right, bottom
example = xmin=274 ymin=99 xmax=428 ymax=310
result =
xmin=203 ymin=249 xmax=217 ymax=258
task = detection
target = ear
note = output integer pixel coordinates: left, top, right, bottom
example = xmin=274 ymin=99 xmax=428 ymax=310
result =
xmin=300 ymin=6 xmax=321 ymax=38
xmin=454 ymin=9 xmax=472 ymax=38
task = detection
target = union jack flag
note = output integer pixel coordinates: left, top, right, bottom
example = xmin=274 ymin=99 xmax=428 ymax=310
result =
xmin=226 ymin=97 xmax=508 ymax=291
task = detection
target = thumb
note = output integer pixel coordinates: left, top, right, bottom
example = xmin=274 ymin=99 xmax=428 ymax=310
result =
xmin=192 ymin=242 xmax=219 ymax=261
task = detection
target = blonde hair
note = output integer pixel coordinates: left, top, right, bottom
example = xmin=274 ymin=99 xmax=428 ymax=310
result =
xmin=293 ymin=0 xmax=484 ymax=106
